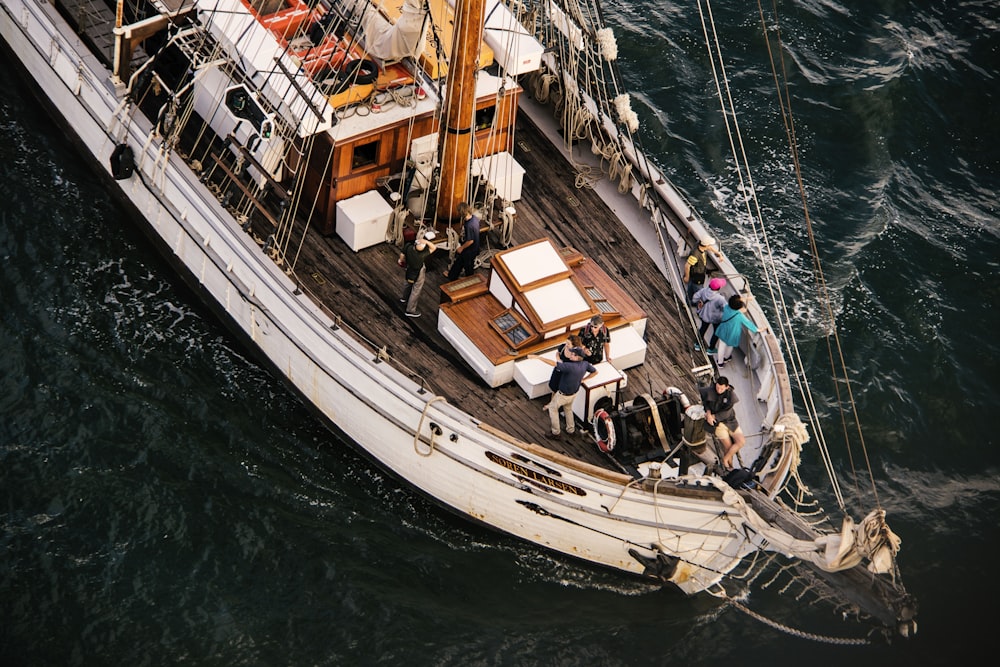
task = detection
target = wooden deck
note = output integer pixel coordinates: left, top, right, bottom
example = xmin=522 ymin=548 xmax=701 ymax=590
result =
xmin=287 ymin=112 xmax=705 ymax=469
xmin=63 ymin=0 xmax=708 ymax=471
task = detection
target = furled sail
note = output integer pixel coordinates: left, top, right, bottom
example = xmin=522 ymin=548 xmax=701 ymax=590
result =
xmin=713 ymin=482 xmax=901 ymax=574
xmin=351 ymin=0 xmax=428 ymax=62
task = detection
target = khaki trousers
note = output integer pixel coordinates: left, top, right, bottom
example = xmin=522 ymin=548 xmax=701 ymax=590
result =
xmin=547 ymin=390 xmax=577 ymax=435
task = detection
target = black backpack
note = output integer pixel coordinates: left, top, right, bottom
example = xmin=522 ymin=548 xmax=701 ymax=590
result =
xmin=723 ymin=467 xmax=756 ymax=489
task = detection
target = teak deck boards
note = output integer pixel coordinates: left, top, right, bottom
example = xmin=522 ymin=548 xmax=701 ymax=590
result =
xmin=290 ymin=112 xmax=702 ymax=469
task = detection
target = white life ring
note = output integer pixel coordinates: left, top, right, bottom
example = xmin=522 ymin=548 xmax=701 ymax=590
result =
xmin=592 ymin=408 xmax=617 ymax=453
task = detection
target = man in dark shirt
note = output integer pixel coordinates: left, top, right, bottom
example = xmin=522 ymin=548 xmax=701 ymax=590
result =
xmin=444 ymin=202 xmax=481 ymax=280
xmin=529 ymin=347 xmax=597 ymax=440
xmin=578 ymin=314 xmax=610 ymax=364
xmin=698 ymin=376 xmax=745 ymax=469
xmin=399 ymin=230 xmax=438 ymax=317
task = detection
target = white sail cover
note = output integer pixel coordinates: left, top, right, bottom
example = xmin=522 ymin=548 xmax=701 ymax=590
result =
xmin=353 ymin=0 xmax=428 ymax=61
xmin=442 ymin=0 xmax=543 ymax=74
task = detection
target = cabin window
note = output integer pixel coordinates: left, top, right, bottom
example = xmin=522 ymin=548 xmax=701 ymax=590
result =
xmin=489 ymin=308 xmax=537 ymax=349
xmin=475 ymin=105 xmax=496 ymax=131
xmin=352 ymin=140 xmax=379 ymax=169
xmin=585 ymin=286 xmax=619 ymax=318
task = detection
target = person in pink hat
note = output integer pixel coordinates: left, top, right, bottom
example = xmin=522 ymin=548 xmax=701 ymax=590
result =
xmin=691 ymin=277 xmax=727 ymax=353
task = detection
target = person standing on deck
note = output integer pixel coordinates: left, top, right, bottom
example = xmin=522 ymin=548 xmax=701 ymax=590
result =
xmin=578 ymin=314 xmax=610 ymax=365
xmin=699 ymin=376 xmax=745 ymax=469
xmin=692 ymin=277 xmax=727 ymax=353
xmin=714 ymin=294 xmax=759 ymax=368
xmin=444 ymin=202 xmax=481 ymax=280
xmin=548 ymin=334 xmax=584 ymax=393
xmin=684 ymin=236 xmax=722 ymax=305
xmin=529 ymin=348 xmax=597 ymax=441
xmin=399 ymin=230 xmax=438 ymax=318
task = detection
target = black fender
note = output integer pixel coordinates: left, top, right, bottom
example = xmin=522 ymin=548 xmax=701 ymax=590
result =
xmin=110 ymin=143 xmax=135 ymax=180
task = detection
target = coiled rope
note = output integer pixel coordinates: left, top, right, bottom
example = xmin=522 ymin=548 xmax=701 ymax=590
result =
xmin=414 ymin=396 xmax=447 ymax=457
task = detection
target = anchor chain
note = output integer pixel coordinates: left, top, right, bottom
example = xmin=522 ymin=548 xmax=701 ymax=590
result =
xmin=728 ymin=599 xmax=870 ymax=646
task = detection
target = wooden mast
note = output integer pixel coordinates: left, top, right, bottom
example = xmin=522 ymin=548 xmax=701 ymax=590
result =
xmin=436 ymin=0 xmax=486 ymax=221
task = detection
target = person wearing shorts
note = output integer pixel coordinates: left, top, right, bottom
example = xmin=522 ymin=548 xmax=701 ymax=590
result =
xmin=699 ymin=376 xmax=745 ymax=469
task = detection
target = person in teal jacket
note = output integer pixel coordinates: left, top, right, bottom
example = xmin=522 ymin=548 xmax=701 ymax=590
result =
xmin=714 ymin=294 xmax=758 ymax=368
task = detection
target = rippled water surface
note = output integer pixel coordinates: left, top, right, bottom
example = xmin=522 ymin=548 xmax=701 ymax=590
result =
xmin=2 ymin=1 xmax=998 ymax=665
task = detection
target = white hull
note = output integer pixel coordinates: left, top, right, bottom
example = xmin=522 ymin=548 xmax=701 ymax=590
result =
xmin=1 ymin=0 xmax=771 ymax=592
xmin=2 ymin=3 xmax=917 ymax=638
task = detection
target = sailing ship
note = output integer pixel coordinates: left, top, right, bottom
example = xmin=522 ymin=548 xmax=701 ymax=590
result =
xmin=0 ymin=0 xmax=917 ymax=640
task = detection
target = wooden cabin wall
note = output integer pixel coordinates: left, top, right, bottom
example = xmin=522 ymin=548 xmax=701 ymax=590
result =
xmin=310 ymin=116 xmax=431 ymax=233
xmin=311 ymin=86 xmax=520 ymax=234
xmin=472 ymin=88 xmax=520 ymax=158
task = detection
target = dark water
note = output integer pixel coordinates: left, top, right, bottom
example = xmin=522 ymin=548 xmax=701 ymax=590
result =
xmin=2 ymin=1 xmax=998 ymax=665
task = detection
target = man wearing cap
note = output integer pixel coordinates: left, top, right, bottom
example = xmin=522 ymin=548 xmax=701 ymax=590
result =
xmin=578 ymin=314 xmax=611 ymax=365
xmin=444 ymin=202 xmax=481 ymax=281
xmin=684 ymin=236 xmax=723 ymax=305
xmin=529 ymin=348 xmax=598 ymax=441
xmin=691 ymin=277 xmax=727 ymax=353
xmin=399 ymin=230 xmax=438 ymax=318
xmin=698 ymin=376 xmax=745 ymax=469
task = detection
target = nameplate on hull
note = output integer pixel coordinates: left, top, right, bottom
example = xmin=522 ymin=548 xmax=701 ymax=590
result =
xmin=486 ymin=451 xmax=586 ymax=496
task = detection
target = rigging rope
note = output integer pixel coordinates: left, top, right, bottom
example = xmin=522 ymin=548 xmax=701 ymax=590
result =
xmin=753 ymin=0 xmax=881 ymax=509
xmin=695 ymin=0 xmax=854 ymax=513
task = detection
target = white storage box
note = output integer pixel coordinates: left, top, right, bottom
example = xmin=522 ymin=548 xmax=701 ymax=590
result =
xmin=472 ymin=151 xmax=525 ymax=202
xmin=609 ymin=325 xmax=647 ymax=370
xmin=335 ymin=191 xmax=393 ymax=251
xmin=513 ymin=351 xmax=558 ymax=399
xmin=482 ymin=0 xmax=544 ymax=75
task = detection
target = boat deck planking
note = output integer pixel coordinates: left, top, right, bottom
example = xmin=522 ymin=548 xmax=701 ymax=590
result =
xmin=287 ymin=112 xmax=704 ymax=469
xmin=52 ymin=3 xmax=704 ymax=469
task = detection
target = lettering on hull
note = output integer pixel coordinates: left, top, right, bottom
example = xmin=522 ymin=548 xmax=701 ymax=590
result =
xmin=486 ymin=451 xmax=586 ymax=496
